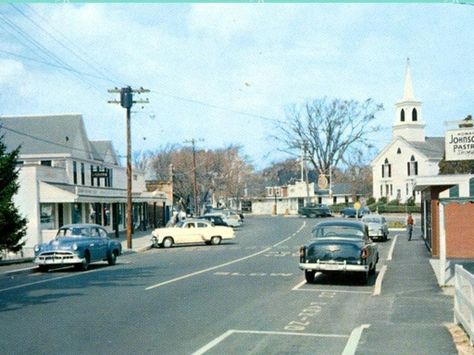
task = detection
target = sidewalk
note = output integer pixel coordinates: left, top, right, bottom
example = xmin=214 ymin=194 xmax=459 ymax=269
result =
xmin=357 ymin=231 xmax=459 ymax=354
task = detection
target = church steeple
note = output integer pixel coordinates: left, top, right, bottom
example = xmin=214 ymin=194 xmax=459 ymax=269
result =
xmin=403 ymin=58 xmax=415 ymax=101
xmin=393 ymin=58 xmax=425 ymax=142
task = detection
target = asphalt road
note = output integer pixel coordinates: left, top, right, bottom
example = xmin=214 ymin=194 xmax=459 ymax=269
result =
xmin=0 ymin=216 xmax=455 ymax=355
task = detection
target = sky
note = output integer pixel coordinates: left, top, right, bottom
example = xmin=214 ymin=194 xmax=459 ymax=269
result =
xmin=0 ymin=3 xmax=473 ymax=170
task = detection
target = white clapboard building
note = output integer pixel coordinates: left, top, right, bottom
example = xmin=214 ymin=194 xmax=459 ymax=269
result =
xmin=1 ymin=113 xmax=169 ymax=256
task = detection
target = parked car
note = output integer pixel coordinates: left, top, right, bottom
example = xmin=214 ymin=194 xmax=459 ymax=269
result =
xmin=298 ymin=203 xmax=332 ymax=218
xmin=299 ymin=219 xmax=379 ymax=284
xmin=198 ymin=215 xmax=229 ymax=227
xmin=34 ymin=223 xmax=122 ymax=271
xmin=361 ymin=214 xmax=389 ymax=241
xmin=204 ymin=211 xmax=242 ymax=228
xmin=340 ymin=206 xmax=371 ymax=218
xmin=151 ymin=219 xmax=235 ymax=248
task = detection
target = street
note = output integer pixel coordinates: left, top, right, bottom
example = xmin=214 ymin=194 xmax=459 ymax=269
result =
xmin=0 ymin=216 xmax=456 ymax=355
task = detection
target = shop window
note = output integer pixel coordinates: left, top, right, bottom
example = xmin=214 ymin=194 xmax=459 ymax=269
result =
xmin=449 ymin=185 xmax=459 ymax=198
xmin=72 ymin=203 xmax=82 ymax=224
xmin=40 ymin=203 xmax=56 ymax=230
xmin=103 ymin=204 xmax=111 ymax=226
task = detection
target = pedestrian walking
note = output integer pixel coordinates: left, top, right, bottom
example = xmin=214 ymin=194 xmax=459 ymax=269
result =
xmin=406 ymin=212 xmax=414 ymax=241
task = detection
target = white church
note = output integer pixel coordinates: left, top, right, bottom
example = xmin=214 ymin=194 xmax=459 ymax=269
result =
xmin=371 ymin=59 xmax=445 ymax=203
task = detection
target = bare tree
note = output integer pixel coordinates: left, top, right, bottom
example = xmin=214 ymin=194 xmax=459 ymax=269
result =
xmin=273 ymin=97 xmax=383 ymax=175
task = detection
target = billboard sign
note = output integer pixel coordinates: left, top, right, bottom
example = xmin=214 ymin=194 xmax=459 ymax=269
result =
xmin=445 ymin=128 xmax=474 ymax=161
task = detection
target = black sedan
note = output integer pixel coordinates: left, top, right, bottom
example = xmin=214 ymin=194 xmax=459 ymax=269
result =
xmin=299 ymin=219 xmax=379 ymax=284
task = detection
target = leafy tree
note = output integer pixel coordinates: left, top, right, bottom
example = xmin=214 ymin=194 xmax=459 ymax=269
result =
xmin=273 ymin=97 xmax=383 ymax=175
xmin=0 ymin=134 xmax=27 ymax=254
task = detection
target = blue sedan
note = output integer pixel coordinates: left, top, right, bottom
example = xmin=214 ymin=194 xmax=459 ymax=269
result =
xmin=34 ymin=224 xmax=122 ymax=271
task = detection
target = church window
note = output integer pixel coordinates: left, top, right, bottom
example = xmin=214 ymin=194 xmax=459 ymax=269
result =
xmin=397 ymin=148 xmax=401 ymax=154
xmin=412 ymin=108 xmax=418 ymax=122
xmin=400 ymin=109 xmax=405 ymax=122
xmin=407 ymin=155 xmax=418 ymax=176
xmin=382 ymin=158 xmax=391 ymax=178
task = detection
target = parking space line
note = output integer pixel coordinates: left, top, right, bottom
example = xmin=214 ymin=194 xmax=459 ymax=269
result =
xmin=342 ymin=324 xmax=371 ymax=355
xmin=146 ymin=222 xmax=306 ymax=291
xmin=292 ymin=279 xmax=372 ymax=294
xmin=373 ymin=264 xmax=387 ymax=296
xmin=387 ymin=235 xmax=398 ymax=261
xmin=192 ymin=329 xmax=348 ymax=355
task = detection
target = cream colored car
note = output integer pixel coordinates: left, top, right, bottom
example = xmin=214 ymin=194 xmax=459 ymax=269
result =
xmin=151 ymin=219 xmax=235 ymax=248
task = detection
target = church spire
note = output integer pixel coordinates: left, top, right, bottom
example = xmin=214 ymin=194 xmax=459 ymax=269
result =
xmin=403 ymin=57 xmax=415 ymax=101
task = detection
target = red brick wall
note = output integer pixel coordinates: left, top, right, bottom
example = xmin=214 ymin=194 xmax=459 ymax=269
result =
xmin=445 ymin=202 xmax=474 ymax=259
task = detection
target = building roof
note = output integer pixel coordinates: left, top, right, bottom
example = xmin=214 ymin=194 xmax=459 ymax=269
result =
xmin=409 ymin=137 xmax=444 ymax=160
xmin=1 ymin=114 xmax=119 ymax=165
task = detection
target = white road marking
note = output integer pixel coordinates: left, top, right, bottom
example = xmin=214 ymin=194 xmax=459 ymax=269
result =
xmin=146 ymin=222 xmax=306 ymax=291
xmin=387 ymin=235 xmax=398 ymax=261
xmin=0 ymin=268 xmax=101 ymax=293
xmin=292 ymin=279 xmax=371 ymax=294
xmin=341 ymin=324 xmax=371 ymax=355
xmin=1 ymin=266 xmax=36 ymax=275
xmin=192 ymin=329 xmax=349 ymax=355
xmin=373 ymin=264 xmax=387 ymax=296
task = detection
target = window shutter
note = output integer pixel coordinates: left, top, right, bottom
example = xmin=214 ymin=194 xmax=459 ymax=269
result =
xmin=382 ymin=165 xmax=384 ymax=178
xmin=407 ymin=162 xmax=410 ymax=176
xmin=414 ymin=162 xmax=418 ymax=175
xmin=388 ymin=164 xmax=392 ymax=178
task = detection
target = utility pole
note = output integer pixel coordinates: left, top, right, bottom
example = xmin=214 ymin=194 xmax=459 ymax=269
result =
xmin=108 ymin=86 xmax=149 ymax=249
xmin=184 ymin=138 xmax=203 ymax=216
xmin=303 ymin=143 xmax=310 ymax=205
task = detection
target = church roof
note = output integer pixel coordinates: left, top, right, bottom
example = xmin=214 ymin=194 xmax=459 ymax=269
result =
xmin=409 ymin=137 xmax=444 ymax=160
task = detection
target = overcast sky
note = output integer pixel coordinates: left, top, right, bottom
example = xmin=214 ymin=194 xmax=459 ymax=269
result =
xmin=0 ymin=3 xmax=472 ymax=169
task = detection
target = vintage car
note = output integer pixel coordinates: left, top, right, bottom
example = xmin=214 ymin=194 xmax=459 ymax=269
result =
xmin=361 ymin=214 xmax=389 ymax=241
xmin=298 ymin=203 xmax=332 ymax=218
xmin=204 ymin=211 xmax=242 ymax=228
xmin=340 ymin=206 xmax=371 ymax=218
xmin=151 ymin=219 xmax=235 ymax=248
xmin=34 ymin=224 xmax=122 ymax=271
xmin=299 ymin=219 xmax=379 ymax=284
xmin=197 ymin=215 xmax=229 ymax=227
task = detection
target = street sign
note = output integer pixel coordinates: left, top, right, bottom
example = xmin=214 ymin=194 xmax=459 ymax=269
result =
xmin=354 ymin=201 xmax=361 ymax=210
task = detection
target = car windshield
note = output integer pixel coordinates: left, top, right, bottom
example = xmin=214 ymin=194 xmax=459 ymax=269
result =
xmin=56 ymin=227 xmax=89 ymax=238
xmin=312 ymin=225 xmax=364 ymax=239
xmin=175 ymin=221 xmax=185 ymax=228
xmin=362 ymin=217 xmax=381 ymax=223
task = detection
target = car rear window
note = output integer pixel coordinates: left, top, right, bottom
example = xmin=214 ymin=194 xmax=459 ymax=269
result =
xmin=312 ymin=225 xmax=364 ymax=239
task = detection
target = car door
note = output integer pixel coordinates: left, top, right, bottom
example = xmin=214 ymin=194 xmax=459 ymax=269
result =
xmin=177 ymin=222 xmax=201 ymax=243
xmin=89 ymin=226 xmax=107 ymax=260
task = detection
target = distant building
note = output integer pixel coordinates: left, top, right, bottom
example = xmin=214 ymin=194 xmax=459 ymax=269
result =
xmin=1 ymin=113 xmax=170 ymax=255
xmin=371 ymin=59 xmax=444 ymax=203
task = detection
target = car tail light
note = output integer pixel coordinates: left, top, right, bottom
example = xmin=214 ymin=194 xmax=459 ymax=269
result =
xmin=361 ymin=247 xmax=368 ymax=259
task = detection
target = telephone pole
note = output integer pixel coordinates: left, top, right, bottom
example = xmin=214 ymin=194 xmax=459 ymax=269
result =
xmin=108 ymin=86 xmax=149 ymax=249
xmin=184 ymin=138 xmax=203 ymax=216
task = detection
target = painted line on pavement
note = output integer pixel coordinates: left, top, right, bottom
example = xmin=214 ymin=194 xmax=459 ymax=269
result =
xmin=192 ymin=329 xmax=348 ymax=355
xmin=0 ymin=268 xmax=102 ymax=293
xmin=373 ymin=265 xmax=387 ymax=296
xmin=292 ymin=279 xmax=372 ymax=294
xmin=146 ymin=222 xmax=306 ymax=291
xmin=1 ymin=266 xmax=36 ymax=275
xmin=387 ymin=235 xmax=398 ymax=261
xmin=341 ymin=324 xmax=371 ymax=355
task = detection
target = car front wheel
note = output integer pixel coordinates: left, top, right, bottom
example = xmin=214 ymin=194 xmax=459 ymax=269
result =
xmin=162 ymin=237 xmax=174 ymax=248
xmin=210 ymin=236 xmax=222 ymax=245
xmin=305 ymin=270 xmax=315 ymax=283
xmin=76 ymin=252 xmax=90 ymax=271
xmin=107 ymin=250 xmax=117 ymax=265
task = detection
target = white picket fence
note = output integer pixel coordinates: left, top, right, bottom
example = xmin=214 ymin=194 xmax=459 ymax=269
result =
xmin=454 ymin=264 xmax=474 ymax=346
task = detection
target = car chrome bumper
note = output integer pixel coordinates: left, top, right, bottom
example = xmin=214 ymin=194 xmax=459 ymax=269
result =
xmin=299 ymin=261 xmax=368 ymax=272
xmin=34 ymin=253 xmax=84 ymax=265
